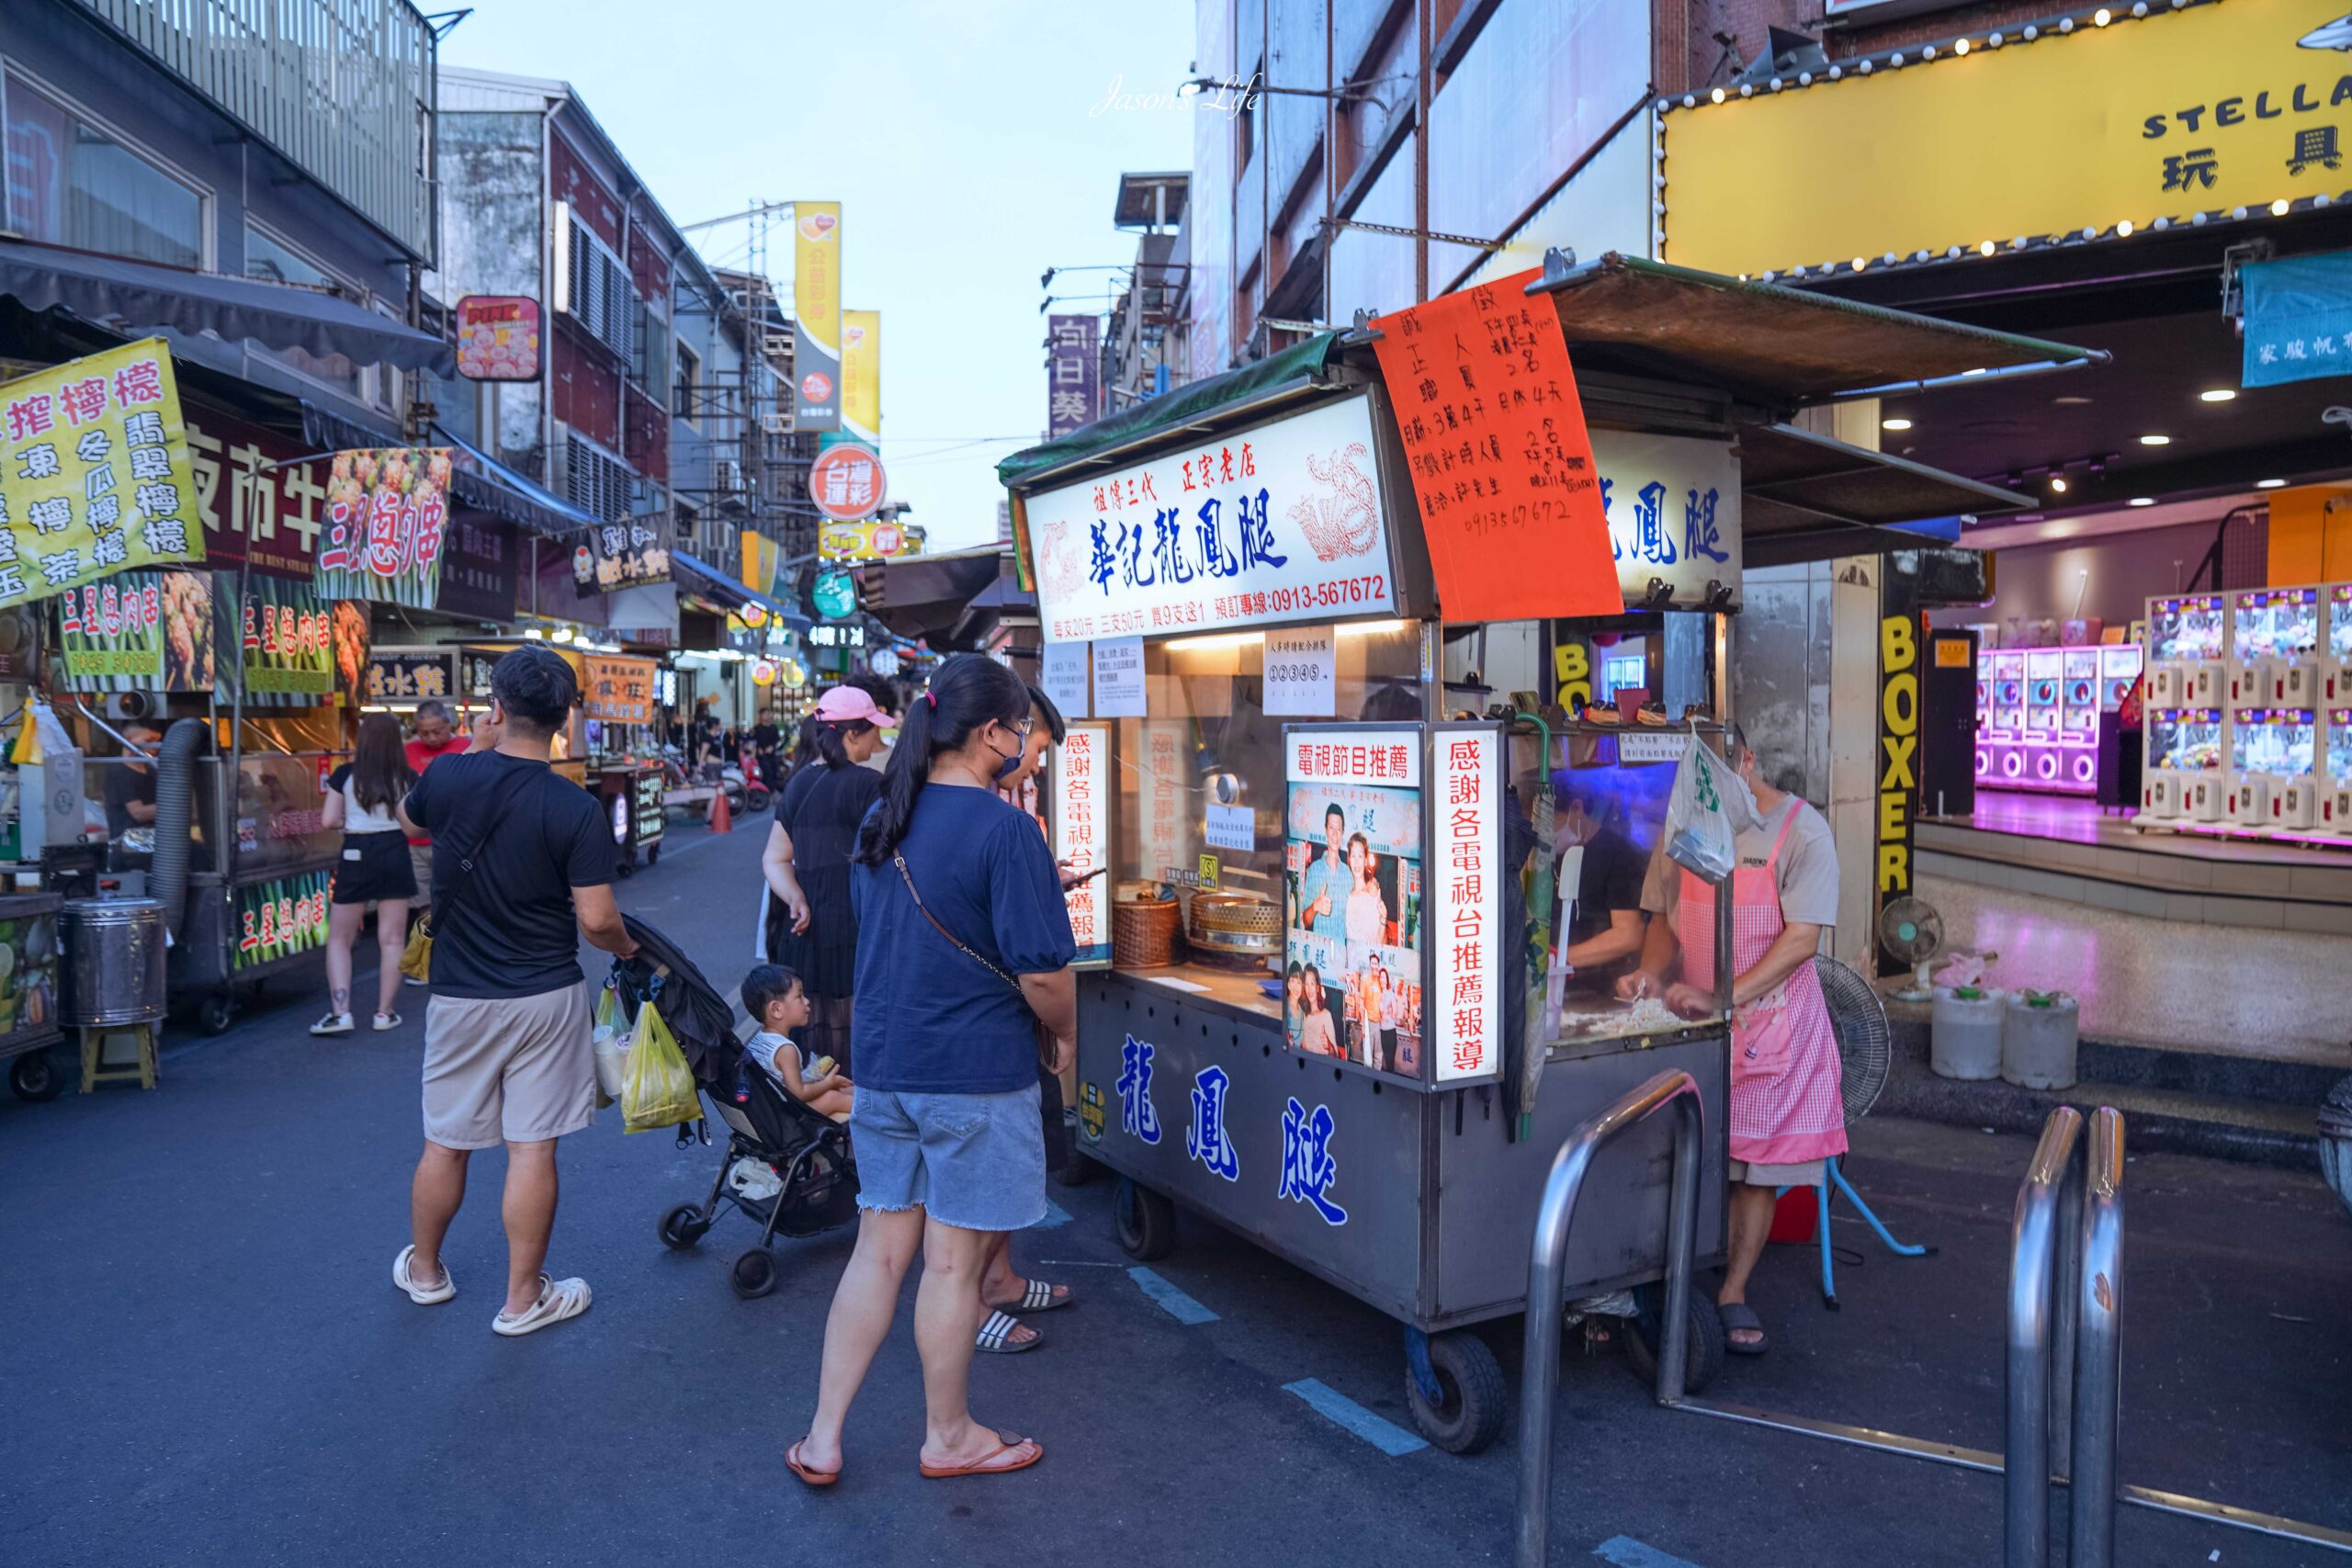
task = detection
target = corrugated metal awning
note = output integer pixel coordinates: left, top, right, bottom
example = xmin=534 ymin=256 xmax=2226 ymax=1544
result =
xmin=1739 ymin=421 xmax=2023 ymax=568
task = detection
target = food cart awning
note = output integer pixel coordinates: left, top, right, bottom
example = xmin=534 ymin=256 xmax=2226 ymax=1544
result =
xmin=996 ymin=331 xmax=1342 ymax=491
xmin=0 ymin=239 xmax=455 ymax=376
xmin=1738 ymin=421 xmax=2029 ymax=568
xmin=1530 ymin=253 xmax=2102 ymax=407
xmin=433 ymin=428 xmax=604 ymax=540
xmin=672 ymin=549 xmax=810 ymax=632
xmin=865 ymin=547 xmax=1019 ymax=647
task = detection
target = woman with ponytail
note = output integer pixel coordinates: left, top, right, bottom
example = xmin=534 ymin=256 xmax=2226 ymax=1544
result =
xmin=757 ymin=686 xmax=894 ymax=1074
xmin=789 ymin=655 xmax=1077 ymax=1488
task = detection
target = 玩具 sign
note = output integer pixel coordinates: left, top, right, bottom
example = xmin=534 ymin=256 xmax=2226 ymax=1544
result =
xmin=1024 ymin=394 xmax=1398 ymax=643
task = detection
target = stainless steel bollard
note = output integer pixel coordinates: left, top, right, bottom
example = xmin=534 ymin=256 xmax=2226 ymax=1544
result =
xmin=2007 ymin=1107 xmax=2084 ymax=1568
xmin=2068 ymin=1108 xmax=2125 ymax=1568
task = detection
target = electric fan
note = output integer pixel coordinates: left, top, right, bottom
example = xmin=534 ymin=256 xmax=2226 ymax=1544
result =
xmin=1877 ymin=895 xmax=1946 ymax=1002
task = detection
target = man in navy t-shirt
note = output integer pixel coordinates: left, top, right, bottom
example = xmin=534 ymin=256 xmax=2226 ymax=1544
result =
xmin=391 ymin=646 xmax=638 ymax=1338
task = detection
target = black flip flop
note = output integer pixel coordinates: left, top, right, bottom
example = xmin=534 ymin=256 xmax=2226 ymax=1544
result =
xmin=1721 ymin=1302 xmax=1770 ymax=1355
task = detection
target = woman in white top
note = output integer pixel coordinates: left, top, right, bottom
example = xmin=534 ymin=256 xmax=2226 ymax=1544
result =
xmin=1343 ymin=832 xmax=1388 ymax=945
xmin=311 ymin=713 xmax=418 ymax=1036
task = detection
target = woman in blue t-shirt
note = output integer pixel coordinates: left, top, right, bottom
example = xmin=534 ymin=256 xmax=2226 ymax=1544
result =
xmin=788 ymin=655 xmax=1077 ymax=1489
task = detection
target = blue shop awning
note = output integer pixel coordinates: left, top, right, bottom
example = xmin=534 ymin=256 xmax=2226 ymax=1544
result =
xmin=2242 ymin=254 xmax=2352 ymax=389
xmin=673 ymin=549 xmax=811 ymax=633
xmin=0 ymin=239 xmax=454 ymax=375
xmin=433 ymin=427 xmax=602 ymax=540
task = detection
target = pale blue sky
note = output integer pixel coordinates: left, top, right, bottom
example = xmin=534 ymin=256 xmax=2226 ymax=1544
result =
xmin=441 ymin=0 xmax=1197 ymax=552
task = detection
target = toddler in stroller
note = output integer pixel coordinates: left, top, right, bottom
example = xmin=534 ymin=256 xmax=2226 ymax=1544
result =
xmin=739 ymin=964 xmax=854 ymax=1122
xmin=619 ymin=917 xmax=858 ymax=1300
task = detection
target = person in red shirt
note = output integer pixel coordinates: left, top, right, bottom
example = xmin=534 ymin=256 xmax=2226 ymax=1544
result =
xmin=402 ymin=700 xmax=468 ymax=925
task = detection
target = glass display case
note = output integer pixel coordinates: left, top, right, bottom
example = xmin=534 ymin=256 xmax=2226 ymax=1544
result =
xmin=2148 ymin=709 xmax=2226 ymax=773
xmin=2233 ymin=710 xmax=2316 ymax=778
xmin=2149 ymin=595 xmax=2227 ymax=661
xmin=2233 ymin=588 xmax=2320 ymax=658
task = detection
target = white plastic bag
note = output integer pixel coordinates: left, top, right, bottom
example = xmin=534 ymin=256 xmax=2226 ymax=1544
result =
xmin=1663 ymin=736 xmax=1756 ymax=885
xmin=591 ymin=986 xmax=630 ymax=1101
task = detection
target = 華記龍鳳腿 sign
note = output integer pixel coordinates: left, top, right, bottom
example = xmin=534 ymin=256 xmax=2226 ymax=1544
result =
xmin=1023 ymin=394 xmax=1396 ymax=644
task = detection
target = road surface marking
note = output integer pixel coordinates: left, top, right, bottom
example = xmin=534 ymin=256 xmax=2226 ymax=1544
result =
xmin=1593 ymin=1537 xmax=1706 ymax=1568
xmin=1026 ymin=1200 xmax=1073 ymax=1229
xmin=1281 ymin=1378 xmax=1428 ymax=1456
xmin=1127 ymin=1265 xmax=1217 ymax=1324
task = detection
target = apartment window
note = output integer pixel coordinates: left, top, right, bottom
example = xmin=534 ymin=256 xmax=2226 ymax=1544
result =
xmin=674 ymin=341 xmax=701 ymax=420
xmin=243 ymin=225 xmax=364 ymax=397
xmin=558 ymin=428 xmax=634 ymax=523
xmin=561 ymin=211 xmax=636 ymax=362
xmin=4 ymin=75 xmax=202 ymax=267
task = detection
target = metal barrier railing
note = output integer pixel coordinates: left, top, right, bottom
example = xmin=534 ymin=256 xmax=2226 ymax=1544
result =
xmin=2007 ymin=1105 xmax=2125 ymax=1568
xmin=1514 ymin=1068 xmax=1705 ymax=1568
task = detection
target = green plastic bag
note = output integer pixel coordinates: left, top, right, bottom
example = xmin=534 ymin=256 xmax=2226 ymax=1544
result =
xmin=620 ymin=1000 xmax=699 ymax=1134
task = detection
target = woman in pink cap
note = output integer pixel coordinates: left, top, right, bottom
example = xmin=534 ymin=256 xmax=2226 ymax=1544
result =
xmin=760 ymin=684 xmax=898 ymax=1075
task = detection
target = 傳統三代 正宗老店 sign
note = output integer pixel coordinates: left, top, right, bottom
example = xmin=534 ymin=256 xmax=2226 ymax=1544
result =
xmin=1371 ymin=272 xmax=1621 ymax=623
xmin=1023 ymin=394 xmax=1398 ymax=643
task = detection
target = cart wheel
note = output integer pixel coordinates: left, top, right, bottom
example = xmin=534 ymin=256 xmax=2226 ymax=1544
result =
xmin=614 ymin=856 xmax=635 ymax=880
xmin=729 ymin=1247 xmax=778 ymax=1299
xmin=197 ymin=992 xmax=235 ymax=1035
xmin=1113 ymin=1176 xmax=1176 ymax=1260
xmin=1404 ymin=1329 xmax=1508 ymax=1454
xmin=646 ymin=843 xmax=662 ymax=866
xmin=658 ymin=1203 xmax=709 ymax=1250
xmin=1619 ymin=1284 xmax=1727 ymax=1396
xmin=9 ymin=1047 xmax=68 ymax=1103
xmin=1057 ymin=1149 xmax=1106 ymax=1188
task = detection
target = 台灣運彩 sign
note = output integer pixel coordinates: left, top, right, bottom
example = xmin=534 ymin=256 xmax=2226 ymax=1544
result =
xmin=0 ymin=339 xmax=205 ymax=606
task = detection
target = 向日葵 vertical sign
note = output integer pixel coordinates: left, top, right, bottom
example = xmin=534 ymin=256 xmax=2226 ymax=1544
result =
xmin=1431 ymin=725 xmax=1499 ymax=1082
xmin=1046 ymin=314 xmax=1101 ymax=438
xmin=793 ymin=203 xmax=842 ymax=433
xmin=1054 ymin=723 xmax=1111 ymax=966
xmin=1370 ymin=272 xmax=1620 ymax=622
xmin=0 ymin=339 xmax=205 ymax=606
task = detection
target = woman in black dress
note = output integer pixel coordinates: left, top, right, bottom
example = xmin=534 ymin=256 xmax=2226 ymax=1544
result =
xmin=759 ymin=684 xmax=895 ymax=1074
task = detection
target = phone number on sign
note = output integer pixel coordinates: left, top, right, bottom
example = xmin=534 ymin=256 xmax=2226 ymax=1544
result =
xmin=1262 ymin=575 xmax=1386 ymax=615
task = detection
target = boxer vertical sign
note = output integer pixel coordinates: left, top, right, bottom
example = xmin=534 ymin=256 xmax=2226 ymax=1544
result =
xmin=1023 ymin=393 xmax=1396 ymax=643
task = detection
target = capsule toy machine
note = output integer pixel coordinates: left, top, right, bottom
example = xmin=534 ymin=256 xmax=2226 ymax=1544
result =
xmin=1983 ymin=649 xmax=2028 ymax=786
xmin=2058 ymin=648 xmax=2101 ymax=790
xmin=2020 ymin=649 xmax=2065 ymax=786
xmin=2324 ymin=708 xmax=2352 ymax=837
xmin=2099 ymin=643 xmax=2143 ymax=711
xmin=1973 ymin=648 xmax=1996 ymax=782
xmin=2147 ymin=593 xmax=2228 ymax=710
xmin=2328 ymin=585 xmax=2352 ymax=705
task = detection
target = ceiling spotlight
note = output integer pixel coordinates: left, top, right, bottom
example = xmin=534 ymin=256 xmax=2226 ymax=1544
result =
xmin=2138 ymin=434 xmax=2171 ymax=446
xmin=2050 ymin=476 xmax=2069 ymax=493
xmin=1882 ymin=417 xmax=1914 ymax=431
xmin=2199 ymin=389 xmax=2237 ymax=402
xmin=2256 ymin=478 xmax=2288 ymax=489
xmin=2271 ymin=197 xmax=2291 ymax=216
xmin=2128 ymin=496 xmax=2156 ymax=507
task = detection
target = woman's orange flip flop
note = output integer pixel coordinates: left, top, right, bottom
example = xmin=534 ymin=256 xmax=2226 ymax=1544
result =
xmin=918 ymin=1437 xmax=1044 ymax=1479
xmin=786 ymin=1439 xmax=839 ymax=1487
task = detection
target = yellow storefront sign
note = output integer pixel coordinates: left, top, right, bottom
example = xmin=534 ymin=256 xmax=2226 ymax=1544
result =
xmin=1663 ymin=0 xmax=2352 ymax=279
xmin=841 ymin=310 xmax=880 ymax=445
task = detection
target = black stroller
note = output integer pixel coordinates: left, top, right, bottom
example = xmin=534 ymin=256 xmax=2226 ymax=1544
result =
xmin=612 ymin=916 xmax=859 ymax=1299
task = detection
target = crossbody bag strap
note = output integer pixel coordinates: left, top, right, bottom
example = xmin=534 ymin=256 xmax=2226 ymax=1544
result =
xmin=433 ymin=766 xmax=538 ymax=927
xmin=893 ymin=852 xmax=1023 ymax=995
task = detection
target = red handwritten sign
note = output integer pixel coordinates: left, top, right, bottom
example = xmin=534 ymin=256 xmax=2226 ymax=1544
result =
xmin=1371 ymin=270 xmax=1620 ymax=621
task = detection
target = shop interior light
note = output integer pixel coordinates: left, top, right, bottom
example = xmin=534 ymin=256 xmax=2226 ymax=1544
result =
xmin=2050 ymin=476 xmax=2070 ymax=493
xmin=1164 ymin=630 xmax=1264 ymax=652
xmin=2257 ymin=478 xmax=2288 ymax=489
xmin=2128 ymin=497 xmax=2156 ymax=507
xmin=2199 ymin=389 xmax=2238 ymax=402
xmin=2138 ymin=434 xmax=2171 ymax=446
xmin=552 ymin=628 xmax=575 ymax=643
xmin=1883 ymin=417 xmax=1914 ymax=431
xmin=1336 ymin=619 xmax=1412 ymax=637
xmin=523 ymin=628 xmax=545 ymax=639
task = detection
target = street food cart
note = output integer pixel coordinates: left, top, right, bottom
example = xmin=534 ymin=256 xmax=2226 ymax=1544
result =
xmin=575 ymin=650 xmax=665 ymax=874
xmin=1002 ymin=254 xmax=2081 ymax=1452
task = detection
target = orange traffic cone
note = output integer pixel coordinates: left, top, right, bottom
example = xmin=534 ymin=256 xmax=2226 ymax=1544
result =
xmin=709 ymin=785 xmax=732 ymax=834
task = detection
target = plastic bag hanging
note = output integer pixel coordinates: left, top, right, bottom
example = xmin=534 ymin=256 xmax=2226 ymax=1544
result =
xmin=1662 ymin=728 xmax=1756 ymax=885
xmin=620 ymin=999 xmax=699 ymax=1134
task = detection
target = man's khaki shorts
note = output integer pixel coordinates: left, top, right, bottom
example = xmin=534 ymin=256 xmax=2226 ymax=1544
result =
xmin=422 ymin=984 xmax=595 ymax=1149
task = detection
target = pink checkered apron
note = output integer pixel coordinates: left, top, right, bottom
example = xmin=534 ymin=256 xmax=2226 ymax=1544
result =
xmin=1672 ymin=808 xmax=1849 ymax=1167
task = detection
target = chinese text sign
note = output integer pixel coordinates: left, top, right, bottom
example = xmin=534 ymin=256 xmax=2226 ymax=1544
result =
xmin=1432 ymin=728 xmax=1498 ymax=1082
xmin=1372 ymin=272 xmax=1620 ymax=622
xmin=1054 ymin=724 xmax=1111 ymax=966
xmin=0 ymin=339 xmax=205 ymax=608
xmin=1046 ymin=314 xmax=1101 ymax=439
xmin=314 ymin=447 xmax=451 ymax=608
xmin=1025 ymin=394 xmax=1397 ymax=643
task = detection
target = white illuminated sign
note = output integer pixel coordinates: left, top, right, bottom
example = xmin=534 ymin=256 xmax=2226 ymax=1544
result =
xmin=1025 ymin=393 xmax=1398 ymax=643
xmin=1054 ymin=723 xmax=1111 ymax=967
xmin=1432 ymin=728 xmax=1499 ymax=1083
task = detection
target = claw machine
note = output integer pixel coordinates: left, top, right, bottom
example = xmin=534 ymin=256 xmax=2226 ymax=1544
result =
xmin=1008 ymin=254 xmax=2084 ymax=1453
xmin=2324 ymin=708 xmax=2352 ymax=838
xmin=2328 ymin=585 xmax=2352 ymax=705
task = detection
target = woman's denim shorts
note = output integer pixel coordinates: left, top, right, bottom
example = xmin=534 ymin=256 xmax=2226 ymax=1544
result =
xmin=850 ymin=1081 xmax=1047 ymax=1233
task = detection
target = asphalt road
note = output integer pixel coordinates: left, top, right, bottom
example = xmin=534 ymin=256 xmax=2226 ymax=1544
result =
xmin=4 ymin=816 xmax=2346 ymax=1566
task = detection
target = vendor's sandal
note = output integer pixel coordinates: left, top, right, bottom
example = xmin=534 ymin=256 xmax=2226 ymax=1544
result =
xmin=392 ymin=1245 xmax=455 ymax=1305
xmin=989 ymin=1278 xmax=1072 ymax=1314
xmin=919 ymin=1436 xmax=1044 ymax=1480
xmin=492 ymin=1274 xmax=592 ymax=1337
xmin=786 ymin=1439 xmax=839 ymax=1487
xmin=1721 ymin=1302 xmax=1770 ymax=1356
xmin=975 ymin=1309 xmax=1042 ymax=1354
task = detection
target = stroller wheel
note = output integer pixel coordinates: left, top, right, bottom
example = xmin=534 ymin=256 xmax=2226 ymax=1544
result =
xmin=730 ymin=1247 xmax=778 ymax=1299
xmin=658 ymin=1203 xmax=709 ymax=1251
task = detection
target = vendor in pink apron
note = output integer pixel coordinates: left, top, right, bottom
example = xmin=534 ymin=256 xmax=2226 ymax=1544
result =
xmin=1617 ymin=728 xmax=1847 ymax=1357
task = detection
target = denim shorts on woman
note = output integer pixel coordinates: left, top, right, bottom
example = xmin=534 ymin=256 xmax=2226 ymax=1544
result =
xmin=850 ymin=1082 xmax=1046 ymax=1233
